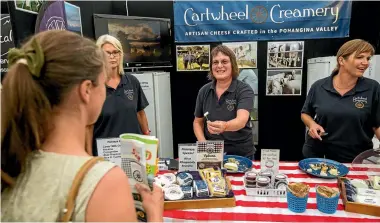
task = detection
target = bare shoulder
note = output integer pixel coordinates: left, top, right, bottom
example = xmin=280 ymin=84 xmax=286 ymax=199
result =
xmin=85 ymin=166 xmax=137 ymax=221
xmin=97 ymin=165 xmax=128 ymax=186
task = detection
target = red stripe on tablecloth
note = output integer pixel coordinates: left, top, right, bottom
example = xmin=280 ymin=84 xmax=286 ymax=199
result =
xmin=231 ymin=189 xmax=246 ymax=196
xmin=234 ymin=200 xmax=345 ymax=210
xmin=163 ymin=210 xmax=380 ymax=222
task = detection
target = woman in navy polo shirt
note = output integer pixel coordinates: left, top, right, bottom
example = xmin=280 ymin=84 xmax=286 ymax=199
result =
xmin=86 ymin=35 xmax=150 ymax=156
xmin=193 ymin=45 xmax=255 ymax=159
xmin=301 ymin=39 xmax=380 ymax=163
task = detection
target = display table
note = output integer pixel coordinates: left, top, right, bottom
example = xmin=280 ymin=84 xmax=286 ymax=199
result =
xmin=163 ymin=162 xmax=380 ymax=222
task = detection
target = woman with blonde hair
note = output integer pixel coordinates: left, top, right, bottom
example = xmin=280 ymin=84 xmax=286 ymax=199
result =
xmin=87 ymin=34 xmax=150 ymax=156
xmin=1 ymin=30 xmax=163 ymax=222
xmin=301 ymin=39 xmax=380 ymax=163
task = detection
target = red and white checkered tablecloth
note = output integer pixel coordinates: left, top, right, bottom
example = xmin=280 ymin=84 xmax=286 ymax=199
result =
xmin=163 ymin=162 xmax=380 ymax=222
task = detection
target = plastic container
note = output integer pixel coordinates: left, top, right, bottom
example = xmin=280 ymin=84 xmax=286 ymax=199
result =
xmin=286 ymin=189 xmax=309 ymax=213
xmin=316 ymin=189 xmax=340 ymax=214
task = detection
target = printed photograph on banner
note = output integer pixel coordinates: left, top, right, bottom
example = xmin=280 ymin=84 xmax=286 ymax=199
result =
xmin=176 ymin=45 xmax=210 ymax=71
xmin=238 ymin=69 xmax=258 ymax=94
xmin=251 ymin=95 xmax=258 ymax=121
xmin=266 ymin=69 xmax=302 ymax=96
xmin=14 ymin=0 xmax=45 ymax=14
xmin=223 ymin=42 xmax=257 ymax=68
xmin=252 ymin=121 xmax=258 ymax=145
xmin=64 ymin=2 xmax=82 ymax=36
xmin=267 ymin=41 xmax=304 ymax=69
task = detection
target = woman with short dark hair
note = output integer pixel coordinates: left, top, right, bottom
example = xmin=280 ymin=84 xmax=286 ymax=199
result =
xmin=193 ymin=45 xmax=255 ymax=159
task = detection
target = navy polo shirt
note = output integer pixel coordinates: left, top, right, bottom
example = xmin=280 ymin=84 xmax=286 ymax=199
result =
xmin=92 ymin=74 xmax=149 ymax=156
xmin=194 ymin=79 xmax=255 ymax=157
xmin=301 ymin=74 xmax=380 ymax=163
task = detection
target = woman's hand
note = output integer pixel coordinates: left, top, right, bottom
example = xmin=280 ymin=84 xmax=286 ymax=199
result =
xmin=135 ymin=183 xmax=164 ymax=222
xmin=308 ymin=123 xmax=325 ymax=141
xmin=207 ymin=121 xmax=228 ymax=134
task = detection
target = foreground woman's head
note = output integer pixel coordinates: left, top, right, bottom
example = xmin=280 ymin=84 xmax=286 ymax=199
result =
xmin=1 ymin=30 xmax=106 ymax=188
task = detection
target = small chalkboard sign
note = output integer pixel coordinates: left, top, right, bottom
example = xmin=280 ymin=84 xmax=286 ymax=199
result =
xmin=1 ymin=14 xmax=15 ymax=81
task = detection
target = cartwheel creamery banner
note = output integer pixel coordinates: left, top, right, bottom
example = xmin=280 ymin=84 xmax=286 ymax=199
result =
xmin=173 ymin=0 xmax=352 ymax=43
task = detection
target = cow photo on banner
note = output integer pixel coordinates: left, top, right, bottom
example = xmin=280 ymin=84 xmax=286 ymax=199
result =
xmin=267 ymin=41 xmax=304 ymax=69
xmin=266 ymin=69 xmax=302 ymax=96
xmin=176 ymin=45 xmax=210 ymax=71
xmin=223 ymin=42 xmax=257 ymax=68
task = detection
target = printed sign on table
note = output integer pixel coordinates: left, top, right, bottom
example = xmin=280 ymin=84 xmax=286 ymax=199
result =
xmin=260 ymin=149 xmax=280 ymax=175
xmin=178 ymin=144 xmax=197 ymax=171
xmin=196 ymin=141 xmax=224 ymax=170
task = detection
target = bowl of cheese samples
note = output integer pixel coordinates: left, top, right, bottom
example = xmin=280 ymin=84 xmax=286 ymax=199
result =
xmin=223 ymin=155 xmax=253 ymax=173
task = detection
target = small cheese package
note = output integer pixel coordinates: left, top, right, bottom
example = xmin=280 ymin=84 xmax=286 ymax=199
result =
xmin=204 ymin=169 xmax=227 ymax=197
xmin=181 ymin=186 xmax=193 ymax=199
xmin=161 ymin=173 xmax=176 ymax=186
xmin=193 ymin=180 xmax=210 ymax=198
xmin=355 ymin=195 xmax=380 ymax=206
xmin=176 ymin=172 xmax=193 ymax=186
xmin=356 ymin=188 xmax=380 ymax=197
xmin=208 ymin=181 xmax=226 ymax=197
xmin=199 ymin=168 xmax=215 ymax=181
xmin=164 ymin=184 xmax=184 ymax=201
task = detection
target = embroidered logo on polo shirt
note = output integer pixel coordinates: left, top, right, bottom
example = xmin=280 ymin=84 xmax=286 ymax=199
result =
xmin=353 ymin=96 xmax=367 ymax=109
xmin=226 ymin=99 xmax=237 ymax=111
xmin=124 ymin=89 xmax=134 ymax=100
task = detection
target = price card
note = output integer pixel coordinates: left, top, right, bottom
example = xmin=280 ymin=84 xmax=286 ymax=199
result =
xmin=260 ymin=149 xmax=280 ymax=175
xmin=178 ymin=144 xmax=197 ymax=172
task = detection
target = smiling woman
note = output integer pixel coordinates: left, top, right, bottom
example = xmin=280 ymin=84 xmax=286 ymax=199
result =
xmin=301 ymin=39 xmax=380 ymax=163
xmin=193 ymin=45 xmax=255 ymax=159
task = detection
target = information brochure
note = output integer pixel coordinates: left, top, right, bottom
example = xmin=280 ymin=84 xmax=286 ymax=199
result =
xmin=96 ymin=133 xmax=159 ymax=222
